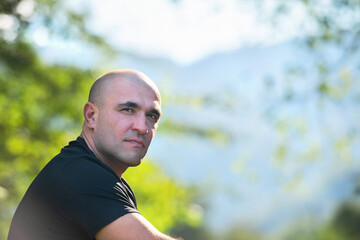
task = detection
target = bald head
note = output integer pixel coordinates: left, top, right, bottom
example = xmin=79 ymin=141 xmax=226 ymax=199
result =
xmin=88 ymin=69 xmax=160 ymax=108
xmin=81 ymin=69 xmax=162 ymax=176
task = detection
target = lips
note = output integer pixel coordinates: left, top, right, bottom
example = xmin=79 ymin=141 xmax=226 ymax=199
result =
xmin=125 ymin=138 xmax=145 ymax=148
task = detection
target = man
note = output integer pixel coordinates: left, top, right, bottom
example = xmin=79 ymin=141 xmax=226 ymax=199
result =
xmin=8 ymin=69 xmax=182 ymax=240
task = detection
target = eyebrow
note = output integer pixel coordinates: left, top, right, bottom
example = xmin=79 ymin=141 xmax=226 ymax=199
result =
xmin=116 ymin=101 xmax=162 ymax=117
xmin=149 ymin=108 xmax=162 ymax=118
xmin=116 ymin=101 xmax=141 ymax=109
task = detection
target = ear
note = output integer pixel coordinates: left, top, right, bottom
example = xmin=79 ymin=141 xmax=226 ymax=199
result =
xmin=83 ymin=102 xmax=98 ymax=129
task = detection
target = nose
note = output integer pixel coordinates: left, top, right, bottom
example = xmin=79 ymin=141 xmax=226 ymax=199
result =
xmin=131 ymin=113 xmax=148 ymax=134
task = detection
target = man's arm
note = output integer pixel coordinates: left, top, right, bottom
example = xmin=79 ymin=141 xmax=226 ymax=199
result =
xmin=95 ymin=213 xmax=183 ymax=240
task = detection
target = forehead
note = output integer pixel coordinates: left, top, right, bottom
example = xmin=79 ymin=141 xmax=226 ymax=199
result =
xmin=105 ymin=78 xmax=161 ymax=109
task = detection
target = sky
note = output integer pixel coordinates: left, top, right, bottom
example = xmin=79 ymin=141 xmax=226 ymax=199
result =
xmin=85 ymin=0 xmax=312 ymax=65
xmin=0 ymin=0 xmax=326 ymax=65
xmin=19 ymin=0 xmax=316 ymax=66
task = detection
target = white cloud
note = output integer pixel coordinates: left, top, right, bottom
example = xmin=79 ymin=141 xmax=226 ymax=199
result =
xmin=87 ymin=0 xmax=310 ymax=64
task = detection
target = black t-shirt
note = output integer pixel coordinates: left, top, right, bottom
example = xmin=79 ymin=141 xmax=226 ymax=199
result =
xmin=8 ymin=137 xmax=138 ymax=240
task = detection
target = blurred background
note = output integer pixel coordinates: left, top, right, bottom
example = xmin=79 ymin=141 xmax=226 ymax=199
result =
xmin=1 ymin=0 xmax=360 ymax=239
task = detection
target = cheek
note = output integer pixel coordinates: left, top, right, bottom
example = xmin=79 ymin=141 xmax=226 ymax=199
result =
xmin=96 ymin=115 xmax=118 ymax=139
xmin=112 ymin=117 xmax=133 ymax=136
xmin=104 ymin=113 xmax=122 ymax=130
xmin=147 ymin=129 xmax=156 ymax=141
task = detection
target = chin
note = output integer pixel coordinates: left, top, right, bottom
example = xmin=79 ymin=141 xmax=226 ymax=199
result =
xmin=127 ymin=156 xmax=144 ymax=167
xmin=128 ymin=160 xmax=142 ymax=167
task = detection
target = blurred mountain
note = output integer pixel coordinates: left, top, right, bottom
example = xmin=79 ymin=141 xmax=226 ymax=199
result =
xmin=37 ymin=40 xmax=360 ymax=236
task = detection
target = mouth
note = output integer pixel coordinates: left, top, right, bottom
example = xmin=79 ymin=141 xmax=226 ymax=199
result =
xmin=124 ymin=138 xmax=145 ymax=148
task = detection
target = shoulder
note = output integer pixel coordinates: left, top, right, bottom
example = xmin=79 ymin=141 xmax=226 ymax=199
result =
xmin=42 ymin=137 xmax=118 ymax=184
xmin=29 ymin=138 xmax=119 ymax=204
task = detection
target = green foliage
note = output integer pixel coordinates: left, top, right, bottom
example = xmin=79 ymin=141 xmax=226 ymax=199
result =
xmin=220 ymin=227 xmax=262 ymax=240
xmin=331 ymin=200 xmax=360 ymax=239
xmin=0 ymin=1 xmax=200 ymax=239
xmin=0 ymin=0 xmax=111 ymax=52
xmin=0 ymin=38 xmax=93 ymax=239
xmin=255 ymin=0 xmax=360 ymax=180
xmin=124 ymin=162 xmax=202 ymax=233
xmin=159 ymin=118 xmax=230 ymax=146
xmin=278 ymin=199 xmax=360 ymax=240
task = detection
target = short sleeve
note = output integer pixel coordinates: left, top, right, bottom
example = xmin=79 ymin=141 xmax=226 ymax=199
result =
xmin=54 ymin=158 xmax=138 ymax=238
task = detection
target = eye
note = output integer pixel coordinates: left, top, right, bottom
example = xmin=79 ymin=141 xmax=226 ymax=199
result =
xmin=147 ymin=113 xmax=159 ymax=123
xmin=121 ymin=108 xmax=134 ymax=114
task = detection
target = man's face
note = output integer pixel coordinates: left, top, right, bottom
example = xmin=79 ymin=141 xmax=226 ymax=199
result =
xmin=92 ymin=78 xmax=161 ymax=169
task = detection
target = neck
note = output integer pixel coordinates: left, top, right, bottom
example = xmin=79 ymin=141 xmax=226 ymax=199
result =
xmin=80 ymin=130 xmax=128 ymax=178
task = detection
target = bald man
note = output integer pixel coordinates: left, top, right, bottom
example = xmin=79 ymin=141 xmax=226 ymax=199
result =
xmin=8 ymin=70 xmax=182 ymax=240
